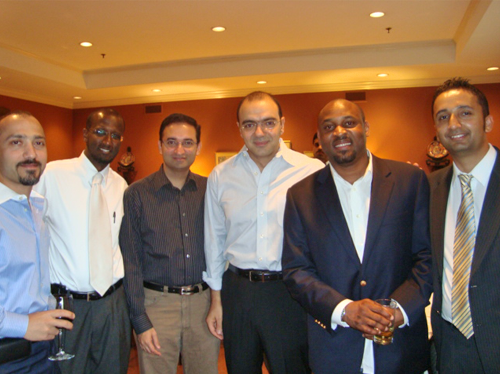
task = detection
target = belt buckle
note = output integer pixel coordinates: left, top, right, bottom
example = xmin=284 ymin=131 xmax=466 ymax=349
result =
xmin=248 ymin=271 xmax=265 ymax=282
xmin=180 ymin=286 xmax=195 ymax=296
xmin=87 ymin=293 xmax=91 ymax=302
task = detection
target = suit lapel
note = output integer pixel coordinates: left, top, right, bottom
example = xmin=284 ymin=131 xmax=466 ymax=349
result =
xmin=316 ymin=167 xmax=360 ymax=267
xmin=363 ymin=156 xmax=394 ymax=265
xmin=472 ymin=150 xmax=500 ymax=274
xmin=430 ymin=166 xmax=453 ymax=277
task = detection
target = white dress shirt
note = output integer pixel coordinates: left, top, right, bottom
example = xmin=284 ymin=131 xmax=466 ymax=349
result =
xmin=329 ymin=151 xmax=408 ymax=374
xmin=203 ymin=139 xmax=324 ymax=290
xmin=35 ymin=152 xmax=127 ymax=292
xmin=441 ymin=145 xmax=496 ymax=322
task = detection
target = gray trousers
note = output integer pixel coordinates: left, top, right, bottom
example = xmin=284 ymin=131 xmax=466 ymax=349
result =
xmin=58 ymin=286 xmax=131 ymax=374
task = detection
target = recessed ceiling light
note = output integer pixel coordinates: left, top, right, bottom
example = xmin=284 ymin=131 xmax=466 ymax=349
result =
xmin=212 ymin=26 xmax=226 ymax=32
xmin=73 ymin=96 xmax=82 ymax=100
xmin=257 ymin=80 xmax=267 ymax=85
xmin=370 ymin=12 xmax=385 ymax=18
xmin=487 ymin=66 xmax=499 ymax=71
xmin=80 ymin=42 xmax=93 ymax=47
xmin=152 ymin=89 xmax=162 ymax=93
xmin=377 ymin=73 xmax=388 ymax=77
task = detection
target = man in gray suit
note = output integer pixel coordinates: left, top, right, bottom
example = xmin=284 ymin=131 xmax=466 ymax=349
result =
xmin=430 ymin=77 xmax=499 ymax=373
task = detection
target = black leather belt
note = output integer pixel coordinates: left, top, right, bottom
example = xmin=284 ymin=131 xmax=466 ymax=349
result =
xmin=228 ymin=264 xmax=283 ymax=282
xmin=143 ymin=281 xmax=208 ymax=295
xmin=51 ymin=279 xmax=123 ymax=301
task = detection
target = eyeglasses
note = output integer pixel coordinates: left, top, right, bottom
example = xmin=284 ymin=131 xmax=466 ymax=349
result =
xmin=239 ymin=119 xmax=280 ymax=132
xmin=162 ymin=139 xmax=197 ymax=149
xmin=92 ymin=128 xmax=123 ymax=142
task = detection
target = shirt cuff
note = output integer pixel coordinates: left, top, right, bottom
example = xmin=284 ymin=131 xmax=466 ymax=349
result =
xmin=393 ymin=300 xmax=409 ymax=327
xmin=1 ymin=311 xmax=29 ymax=338
xmin=202 ymin=271 xmax=222 ymax=291
xmin=331 ymin=299 xmax=352 ymax=330
xmin=131 ymin=313 xmax=153 ymax=335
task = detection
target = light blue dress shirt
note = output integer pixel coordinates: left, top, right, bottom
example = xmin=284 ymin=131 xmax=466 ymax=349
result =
xmin=0 ymin=182 xmax=53 ymax=338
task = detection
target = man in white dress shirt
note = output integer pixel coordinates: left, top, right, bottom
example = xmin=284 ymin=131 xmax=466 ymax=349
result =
xmin=204 ymin=91 xmax=324 ymax=374
xmin=35 ymin=108 xmax=131 ymax=374
xmin=282 ymin=99 xmax=432 ymax=373
xmin=430 ymin=77 xmax=500 ymax=373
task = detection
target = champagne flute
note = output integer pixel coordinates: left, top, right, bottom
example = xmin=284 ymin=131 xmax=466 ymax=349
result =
xmin=48 ymin=293 xmax=75 ymax=361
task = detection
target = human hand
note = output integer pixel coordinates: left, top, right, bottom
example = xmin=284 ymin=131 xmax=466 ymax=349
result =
xmin=137 ymin=328 xmax=161 ymax=356
xmin=206 ymin=290 xmax=223 ymax=340
xmin=24 ymin=309 xmax=74 ymax=341
xmin=343 ymin=299 xmax=394 ymax=335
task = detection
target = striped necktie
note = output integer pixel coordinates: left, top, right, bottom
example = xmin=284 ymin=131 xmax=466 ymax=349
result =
xmin=451 ymin=174 xmax=475 ymax=339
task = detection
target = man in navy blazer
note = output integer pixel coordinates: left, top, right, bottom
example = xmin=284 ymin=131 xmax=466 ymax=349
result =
xmin=282 ymin=99 xmax=432 ymax=374
xmin=429 ymin=77 xmax=500 ymax=373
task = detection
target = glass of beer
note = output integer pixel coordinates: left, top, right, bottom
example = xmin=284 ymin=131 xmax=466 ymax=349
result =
xmin=373 ymin=298 xmax=397 ymax=345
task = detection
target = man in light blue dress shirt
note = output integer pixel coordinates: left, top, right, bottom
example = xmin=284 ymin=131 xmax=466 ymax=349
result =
xmin=0 ymin=111 xmax=74 ymax=373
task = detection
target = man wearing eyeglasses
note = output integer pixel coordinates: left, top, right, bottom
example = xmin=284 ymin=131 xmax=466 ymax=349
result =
xmin=35 ymin=108 xmax=131 ymax=374
xmin=120 ymin=113 xmax=220 ymax=374
xmin=204 ymin=91 xmax=324 ymax=373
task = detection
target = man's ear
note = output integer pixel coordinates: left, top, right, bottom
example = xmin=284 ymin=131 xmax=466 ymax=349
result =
xmin=485 ymin=115 xmax=494 ymax=133
xmin=280 ymin=117 xmax=285 ymax=136
xmin=196 ymin=141 xmax=202 ymax=156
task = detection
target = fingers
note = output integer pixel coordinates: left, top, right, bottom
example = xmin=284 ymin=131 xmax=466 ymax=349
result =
xmin=206 ymin=291 xmax=224 ymax=340
xmin=206 ymin=313 xmax=224 ymax=340
xmin=138 ymin=329 xmax=162 ymax=356
xmin=343 ymin=299 xmax=393 ymax=335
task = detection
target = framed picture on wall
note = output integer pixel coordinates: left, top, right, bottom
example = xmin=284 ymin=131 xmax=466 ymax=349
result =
xmin=283 ymin=140 xmax=292 ymax=149
xmin=215 ymin=152 xmax=237 ymax=165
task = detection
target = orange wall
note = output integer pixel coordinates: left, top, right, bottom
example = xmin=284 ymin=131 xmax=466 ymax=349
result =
xmin=3 ymin=82 xmax=500 ymax=181
xmin=72 ymin=82 xmax=500 ymax=180
xmin=0 ymin=95 xmax=74 ymax=162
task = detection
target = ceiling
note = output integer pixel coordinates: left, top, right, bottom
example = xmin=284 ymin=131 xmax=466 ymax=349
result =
xmin=0 ymin=0 xmax=499 ymax=109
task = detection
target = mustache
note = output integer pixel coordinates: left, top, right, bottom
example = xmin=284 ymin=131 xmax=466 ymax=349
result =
xmin=17 ymin=158 xmax=42 ymax=168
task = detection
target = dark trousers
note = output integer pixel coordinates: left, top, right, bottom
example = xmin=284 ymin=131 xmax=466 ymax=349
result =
xmin=437 ymin=318 xmax=486 ymax=373
xmin=221 ymin=269 xmax=310 ymax=374
xmin=0 ymin=341 xmax=58 ymax=374
xmin=58 ymin=286 xmax=131 ymax=374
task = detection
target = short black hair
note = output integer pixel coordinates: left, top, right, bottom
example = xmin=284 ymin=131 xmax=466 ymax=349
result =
xmin=86 ymin=108 xmax=125 ymax=130
xmin=159 ymin=113 xmax=201 ymax=143
xmin=236 ymin=91 xmax=283 ymax=122
xmin=432 ymin=77 xmax=489 ymax=118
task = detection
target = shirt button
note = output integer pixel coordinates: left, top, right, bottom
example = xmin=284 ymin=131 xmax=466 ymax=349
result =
xmin=260 ymin=191 xmax=263 ymax=194
xmin=260 ymin=234 xmax=264 ymax=238
xmin=182 ymin=213 xmax=186 ymax=217
xmin=360 ymin=280 xmax=367 ymax=287
xmin=254 ymin=172 xmax=258 ymax=175
xmin=186 ymin=254 xmax=190 ymax=258
xmin=260 ymin=212 xmax=263 ymax=216
xmin=259 ymin=257 xmax=262 ymax=261
xmin=184 ymin=233 xmax=188 ymax=237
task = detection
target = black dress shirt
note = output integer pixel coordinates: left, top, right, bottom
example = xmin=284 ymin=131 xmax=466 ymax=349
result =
xmin=120 ymin=166 xmax=207 ymax=334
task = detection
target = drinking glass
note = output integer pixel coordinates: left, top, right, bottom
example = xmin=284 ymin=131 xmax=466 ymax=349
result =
xmin=48 ymin=293 xmax=75 ymax=361
xmin=373 ymin=298 xmax=397 ymax=345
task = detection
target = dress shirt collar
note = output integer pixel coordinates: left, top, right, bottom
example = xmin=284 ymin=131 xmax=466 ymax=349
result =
xmin=78 ymin=151 xmax=111 ymax=186
xmin=151 ymin=165 xmax=198 ymax=192
xmin=452 ymin=144 xmax=496 ymax=188
xmin=0 ymin=181 xmax=43 ymax=205
xmin=329 ymin=150 xmax=373 ymax=185
xmin=235 ymin=138 xmax=305 ymax=169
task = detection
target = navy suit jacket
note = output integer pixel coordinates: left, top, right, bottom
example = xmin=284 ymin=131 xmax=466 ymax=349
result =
xmin=429 ymin=148 xmax=500 ymax=372
xmin=282 ymin=155 xmax=432 ymax=374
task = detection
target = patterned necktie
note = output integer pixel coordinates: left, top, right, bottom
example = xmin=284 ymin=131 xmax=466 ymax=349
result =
xmin=452 ymin=174 xmax=475 ymax=339
xmin=89 ymin=172 xmax=113 ymax=296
